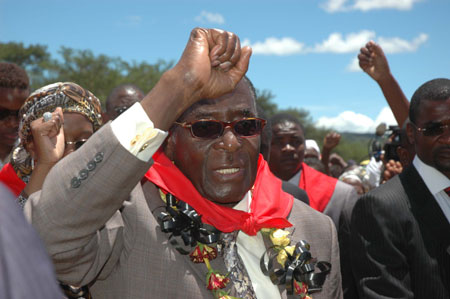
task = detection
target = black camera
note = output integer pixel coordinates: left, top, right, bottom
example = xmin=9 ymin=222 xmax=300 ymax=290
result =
xmin=383 ymin=125 xmax=402 ymax=162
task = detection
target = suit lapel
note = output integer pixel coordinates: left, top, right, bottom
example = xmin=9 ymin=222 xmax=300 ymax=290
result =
xmin=400 ymin=165 xmax=450 ymax=246
xmin=400 ymin=165 xmax=450 ymax=286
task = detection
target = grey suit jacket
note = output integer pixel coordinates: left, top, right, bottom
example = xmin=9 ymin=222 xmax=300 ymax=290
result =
xmin=288 ymin=168 xmax=359 ymax=299
xmin=26 ymin=123 xmax=342 ymax=299
xmin=351 ymin=165 xmax=450 ymax=298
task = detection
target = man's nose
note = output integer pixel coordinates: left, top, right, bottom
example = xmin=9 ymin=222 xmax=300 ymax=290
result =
xmin=282 ymin=143 xmax=295 ymax=152
xmin=216 ymin=127 xmax=241 ymax=152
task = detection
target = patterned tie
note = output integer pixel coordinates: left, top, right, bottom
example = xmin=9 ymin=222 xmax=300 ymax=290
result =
xmin=445 ymin=187 xmax=450 ymax=197
xmin=221 ymin=232 xmax=257 ymax=299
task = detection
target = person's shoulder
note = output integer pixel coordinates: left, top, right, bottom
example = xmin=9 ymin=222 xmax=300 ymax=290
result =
xmin=335 ymin=180 xmax=355 ymax=193
xmin=289 ymin=198 xmax=334 ymax=230
xmin=363 ymin=174 xmax=403 ymax=199
xmin=353 ymin=175 xmax=408 ymax=220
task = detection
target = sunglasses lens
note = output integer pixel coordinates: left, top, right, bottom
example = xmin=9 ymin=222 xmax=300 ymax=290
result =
xmin=191 ymin=121 xmax=223 ymax=138
xmin=0 ymin=109 xmax=19 ymax=121
xmin=75 ymin=140 xmax=87 ymax=150
xmin=422 ymin=123 xmax=444 ymax=136
xmin=234 ymin=119 xmax=263 ymax=136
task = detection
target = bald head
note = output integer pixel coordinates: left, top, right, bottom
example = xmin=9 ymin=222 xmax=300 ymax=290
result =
xmin=105 ymin=84 xmax=144 ymax=120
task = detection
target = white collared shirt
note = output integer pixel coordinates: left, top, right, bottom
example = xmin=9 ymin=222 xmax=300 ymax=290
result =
xmin=413 ymin=156 xmax=450 ymax=224
xmin=234 ymin=193 xmax=282 ymax=299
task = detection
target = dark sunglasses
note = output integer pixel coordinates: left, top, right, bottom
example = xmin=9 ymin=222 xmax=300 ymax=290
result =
xmin=174 ymin=118 xmax=266 ymax=139
xmin=412 ymin=119 xmax=450 ymax=137
xmin=0 ymin=108 xmax=19 ymax=121
xmin=65 ymin=139 xmax=88 ymax=150
xmin=114 ymin=105 xmax=131 ymax=116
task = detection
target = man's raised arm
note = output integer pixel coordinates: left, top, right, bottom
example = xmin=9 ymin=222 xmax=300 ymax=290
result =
xmin=358 ymin=41 xmax=409 ymax=126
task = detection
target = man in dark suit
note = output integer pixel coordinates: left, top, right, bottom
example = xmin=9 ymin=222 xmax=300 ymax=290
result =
xmin=351 ymin=78 xmax=450 ymax=298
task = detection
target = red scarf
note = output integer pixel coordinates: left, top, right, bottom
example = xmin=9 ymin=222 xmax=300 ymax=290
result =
xmin=0 ymin=163 xmax=26 ymax=196
xmin=145 ymin=151 xmax=293 ymax=236
xmin=299 ymin=162 xmax=337 ymax=212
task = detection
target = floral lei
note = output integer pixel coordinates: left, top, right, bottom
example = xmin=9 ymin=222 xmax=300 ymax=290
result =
xmin=157 ymin=190 xmax=330 ymax=299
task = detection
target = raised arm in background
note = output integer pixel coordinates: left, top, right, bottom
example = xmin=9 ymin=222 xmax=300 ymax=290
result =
xmin=358 ymin=41 xmax=409 ymax=126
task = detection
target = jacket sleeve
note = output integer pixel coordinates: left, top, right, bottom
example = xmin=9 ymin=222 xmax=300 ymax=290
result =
xmin=350 ymin=188 xmax=414 ymax=299
xmin=25 ymin=123 xmax=154 ymax=286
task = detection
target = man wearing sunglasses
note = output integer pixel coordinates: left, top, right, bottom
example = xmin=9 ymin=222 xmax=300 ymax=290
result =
xmin=0 ymin=62 xmax=29 ymax=170
xmin=351 ymin=78 xmax=450 ymax=298
xmin=25 ymin=28 xmax=342 ymax=298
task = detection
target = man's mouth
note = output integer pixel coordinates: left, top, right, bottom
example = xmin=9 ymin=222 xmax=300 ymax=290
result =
xmin=216 ymin=167 xmax=240 ymax=175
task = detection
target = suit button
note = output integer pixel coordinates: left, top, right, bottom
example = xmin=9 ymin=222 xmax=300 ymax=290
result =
xmin=94 ymin=152 xmax=104 ymax=163
xmin=87 ymin=161 xmax=96 ymax=171
xmin=71 ymin=177 xmax=81 ymax=188
xmin=79 ymin=169 xmax=89 ymax=180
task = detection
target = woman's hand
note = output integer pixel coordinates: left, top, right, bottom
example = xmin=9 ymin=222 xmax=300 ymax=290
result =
xmin=29 ymin=107 xmax=65 ymax=166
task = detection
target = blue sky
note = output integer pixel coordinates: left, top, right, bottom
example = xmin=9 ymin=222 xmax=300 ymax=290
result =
xmin=2 ymin=0 xmax=449 ymax=133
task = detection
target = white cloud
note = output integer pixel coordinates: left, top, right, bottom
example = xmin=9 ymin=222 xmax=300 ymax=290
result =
xmin=322 ymin=0 xmax=421 ymax=13
xmin=322 ymin=0 xmax=350 ymax=13
xmin=242 ymin=37 xmax=305 ymax=55
xmin=195 ymin=11 xmax=225 ymax=24
xmin=378 ymin=33 xmax=428 ymax=53
xmin=374 ymin=107 xmax=397 ymax=126
xmin=310 ymin=30 xmax=375 ymax=53
xmin=353 ymin=0 xmax=421 ymax=12
xmin=344 ymin=33 xmax=428 ymax=71
xmin=346 ymin=57 xmax=361 ymax=72
xmin=315 ymin=107 xmax=397 ymax=133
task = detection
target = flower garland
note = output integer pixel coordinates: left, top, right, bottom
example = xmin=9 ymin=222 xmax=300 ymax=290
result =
xmin=157 ymin=191 xmax=330 ymax=299
xmin=157 ymin=190 xmax=238 ymax=299
xmin=260 ymin=228 xmax=332 ymax=299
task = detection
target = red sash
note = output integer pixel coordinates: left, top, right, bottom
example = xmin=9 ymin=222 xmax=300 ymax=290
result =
xmin=145 ymin=151 xmax=293 ymax=236
xmin=299 ymin=163 xmax=337 ymax=212
xmin=0 ymin=163 xmax=25 ymax=196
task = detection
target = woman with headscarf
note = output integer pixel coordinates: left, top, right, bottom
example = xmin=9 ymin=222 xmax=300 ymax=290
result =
xmin=0 ymin=82 xmax=102 ymax=207
xmin=0 ymin=82 xmax=102 ymax=299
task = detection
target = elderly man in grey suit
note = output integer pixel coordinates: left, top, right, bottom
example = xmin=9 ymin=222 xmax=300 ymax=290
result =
xmin=24 ymin=28 xmax=342 ymax=299
xmin=351 ymin=78 xmax=450 ymax=298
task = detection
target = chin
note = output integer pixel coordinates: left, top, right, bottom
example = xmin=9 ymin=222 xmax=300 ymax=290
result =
xmin=204 ymin=189 xmax=248 ymax=206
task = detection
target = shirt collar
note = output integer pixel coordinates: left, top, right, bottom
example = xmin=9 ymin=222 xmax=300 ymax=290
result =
xmin=233 ymin=191 xmax=252 ymax=212
xmin=413 ymin=156 xmax=450 ymax=195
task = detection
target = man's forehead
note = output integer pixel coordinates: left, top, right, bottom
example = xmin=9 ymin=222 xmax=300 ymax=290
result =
xmin=273 ymin=121 xmax=303 ymax=134
xmin=182 ymin=96 xmax=256 ymax=121
xmin=0 ymin=87 xmax=28 ymax=109
xmin=416 ymin=98 xmax=450 ymax=124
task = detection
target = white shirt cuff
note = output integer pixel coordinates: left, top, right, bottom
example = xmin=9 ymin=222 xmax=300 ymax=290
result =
xmin=110 ymin=102 xmax=168 ymax=161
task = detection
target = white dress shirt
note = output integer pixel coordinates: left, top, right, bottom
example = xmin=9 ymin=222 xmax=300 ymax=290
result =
xmin=413 ymin=156 xmax=450 ymax=224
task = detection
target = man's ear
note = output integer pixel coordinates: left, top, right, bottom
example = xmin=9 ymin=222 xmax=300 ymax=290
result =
xmin=163 ymin=132 xmax=176 ymax=161
xmin=396 ymin=146 xmax=410 ymax=168
xmin=406 ymin=123 xmax=415 ymax=145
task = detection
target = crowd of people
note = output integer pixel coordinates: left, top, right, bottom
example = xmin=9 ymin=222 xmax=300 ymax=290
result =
xmin=0 ymin=28 xmax=449 ymax=299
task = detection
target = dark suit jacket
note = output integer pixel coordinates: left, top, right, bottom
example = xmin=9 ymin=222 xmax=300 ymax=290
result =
xmin=0 ymin=184 xmax=62 ymax=299
xmin=26 ymin=123 xmax=343 ymax=299
xmin=281 ymin=181 xmax=309 ymax=205
xmin=351 ymin=165 xmax=450 ymax=298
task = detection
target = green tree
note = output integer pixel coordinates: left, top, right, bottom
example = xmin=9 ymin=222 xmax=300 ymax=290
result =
xmin=255 ymin=89 xmax=277 ymax=116
xmin=0 ymin=42 xmax=52 ymax=89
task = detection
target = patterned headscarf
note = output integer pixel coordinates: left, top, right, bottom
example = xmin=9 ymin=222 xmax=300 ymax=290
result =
xmin=11 ymin=82 xmax=103 ymax=182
